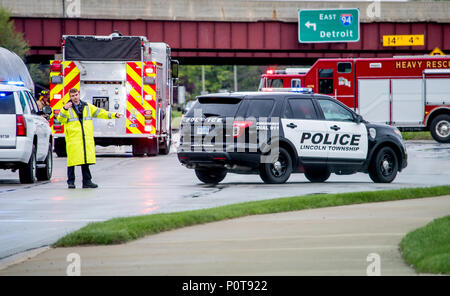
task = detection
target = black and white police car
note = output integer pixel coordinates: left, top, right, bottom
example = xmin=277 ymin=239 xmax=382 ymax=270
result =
xmin=177 ymin=90 xmax=407 ymax=184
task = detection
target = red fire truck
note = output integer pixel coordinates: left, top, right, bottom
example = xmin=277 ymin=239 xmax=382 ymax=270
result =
xmin=259 ymin=56 xmax=450 ymax=143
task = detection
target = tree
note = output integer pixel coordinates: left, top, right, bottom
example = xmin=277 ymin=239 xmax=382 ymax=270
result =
xmin=178 ymin=65 xmax=267 ymax=102
xmin=27 ymin=64 xmax=50 ymax=88
xmin=0 ymin=7 xmax=49 ymax=91
xmin=0 ymin=6 xmax=29 ymax=59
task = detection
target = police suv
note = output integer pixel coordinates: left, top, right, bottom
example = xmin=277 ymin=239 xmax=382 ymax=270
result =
xmin=177 ymin=90 xmax=407 ymax=184
xmin=0 ymin=83 xmax=53 ymax=183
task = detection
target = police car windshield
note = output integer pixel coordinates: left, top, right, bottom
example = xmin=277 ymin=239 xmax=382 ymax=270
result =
xmin=185 ymin=97 xmax=242 ymax=118
xmin=0 ymin=92 xmax=15 ymax=114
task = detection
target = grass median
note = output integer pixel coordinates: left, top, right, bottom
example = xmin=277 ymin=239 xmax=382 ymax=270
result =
xmin=401 ymin=215 xmax=450 ymax=274
xmin=401 ymin=131 xmax=433 ymax=141
xmin=54 ymin=185 xmax=450 ymax=247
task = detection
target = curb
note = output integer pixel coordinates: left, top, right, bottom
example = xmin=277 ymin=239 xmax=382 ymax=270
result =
xmin=0 ymin=247 xmax=51 ymax=271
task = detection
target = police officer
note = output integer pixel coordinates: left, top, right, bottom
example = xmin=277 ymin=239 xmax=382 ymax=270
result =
xmin=57 ymin=88 xmax=123 ymax=189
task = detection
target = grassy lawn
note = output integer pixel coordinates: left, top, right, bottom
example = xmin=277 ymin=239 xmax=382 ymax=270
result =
xmin=402 ymin=131 xmax=433 ymax=141
xmin=401 ymin=215 xmax=450 ymax=274
xmin=53 ymin=185 xmax=450 ymax=247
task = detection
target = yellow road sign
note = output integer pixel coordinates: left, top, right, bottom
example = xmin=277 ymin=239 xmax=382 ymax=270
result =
xmin=430 ymin=47 xmax=445 ymax=56
xmin=382 ymin=35 xmax=424 ymax=46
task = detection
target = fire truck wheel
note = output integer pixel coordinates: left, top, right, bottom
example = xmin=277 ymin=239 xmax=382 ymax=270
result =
xmin=159 ymin=134 xmax=171 ymax=155
xmin=195 ymin=168 xmax=227 ymax=184
xmin=132 ymin=141 xmax=146 ymax=157
xmin=368 ymin=146 xmax=398 ymax=183
xmin=430 ymin=114 xmax=450 ymax=143
xmin=304 ymin=166 xmax=331 ymax=183
xmin=259 ymin=147 xmax=292 ymax=184
xmin=54 ymin=138 xmax=67 ymax=157
xmin=147 ymin=139 xmax=159 ymax=156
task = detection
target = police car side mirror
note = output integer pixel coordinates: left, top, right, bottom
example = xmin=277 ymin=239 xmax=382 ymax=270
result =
xmin=354 ymin=114 xmax=363 ymax=124
xmin=42 ymin=105 xmax=52 ymax=115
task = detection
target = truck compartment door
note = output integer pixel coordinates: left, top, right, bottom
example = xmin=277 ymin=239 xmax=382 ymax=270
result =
xmin=426 ymin=78 xmax=450 ymax=105
xmin=391 ymin=79 xmax=424 ymax=125
xmin=358 ymin=79 xmax=390 ymax=124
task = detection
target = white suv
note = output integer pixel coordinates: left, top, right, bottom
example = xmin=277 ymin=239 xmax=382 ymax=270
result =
xmin=0 ymin=83 xmax=53 ymax=183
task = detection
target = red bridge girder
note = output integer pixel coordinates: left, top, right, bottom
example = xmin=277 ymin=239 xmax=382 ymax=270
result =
xmin=12 ymin=17 xmax=450 ymax=64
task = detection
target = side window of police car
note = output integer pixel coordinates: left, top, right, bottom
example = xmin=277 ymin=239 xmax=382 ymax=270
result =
xmin=246 ymin=99 xmax=275 ymax=118
xmin=284 ymin=98 xmax=317 ymax=120
xmin=18 ymin=91 xmax=30 ymax=114
xmin=24 ymin=92 xmax=39 ymax=114
xmin=317 ymin=99 xmax=354 ymax=122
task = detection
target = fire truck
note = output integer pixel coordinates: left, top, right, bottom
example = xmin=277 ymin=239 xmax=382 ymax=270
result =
xmin=259 ymin=56 xmax=450 ymax=143
xmin=49 ymin=33 xmax=178 ymax=156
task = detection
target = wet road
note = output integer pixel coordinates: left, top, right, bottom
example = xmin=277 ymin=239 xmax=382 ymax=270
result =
xmin=0 ymin=140 xmax=449 ymax=260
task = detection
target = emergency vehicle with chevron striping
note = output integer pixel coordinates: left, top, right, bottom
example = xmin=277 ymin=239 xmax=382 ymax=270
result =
xmin=49 ymin=33 xmax=178 ymax=157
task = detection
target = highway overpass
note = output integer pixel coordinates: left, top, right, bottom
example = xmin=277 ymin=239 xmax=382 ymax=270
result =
xmin=2 ymin=0 xmax=449 ymax=64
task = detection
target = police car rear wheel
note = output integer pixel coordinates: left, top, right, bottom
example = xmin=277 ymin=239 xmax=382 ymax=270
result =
xmin=195 ymin=168 xmax=227 ymax=184
xmin=259 ymin=147 xmax=292 ymax=184
xmin=369 ymin=146 xmax=398 ymax=183
xmin=19 ymin=145 xmax=37 ymax=184
xmin=304 ymin=167 xmax=331 ymax=183
xmin=430 ymin=114 xmax=450 ymax=143
xmin=36 ymin=144 xmax=53 ymax=181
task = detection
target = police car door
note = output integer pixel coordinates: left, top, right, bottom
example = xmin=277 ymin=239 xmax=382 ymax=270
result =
xmin=281 ymin=97 xmax=328 ymax=161
xmin=316 ymin=98 xmax=368 ymax=161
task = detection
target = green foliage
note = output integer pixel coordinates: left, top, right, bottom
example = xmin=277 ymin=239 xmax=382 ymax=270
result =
xmin=0 ymin=6 xmax=29 ymax=59
xmin=28 ymin=64 xmax=50 ymax=88
xmin=178 ymin=65 xmax=267 ymax=101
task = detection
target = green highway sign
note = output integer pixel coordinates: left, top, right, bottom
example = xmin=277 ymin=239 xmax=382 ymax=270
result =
xmin=298 ymin=8 xmax=360 ymax=43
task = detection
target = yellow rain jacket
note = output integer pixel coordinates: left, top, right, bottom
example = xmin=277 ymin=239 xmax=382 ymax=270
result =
xmin=57 ymin=101 xmax=118 ymax=167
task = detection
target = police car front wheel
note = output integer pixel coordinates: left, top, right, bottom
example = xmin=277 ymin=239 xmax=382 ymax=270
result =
xmin=259 ymin=147 xmax=293 ymax=184
xmin=195 ymin=168 xmax=227 ymax=184
xmin=369 ymin=146 xmax=399 ymax=183
xmin=304 ymin=166 xmax=331 ymax=183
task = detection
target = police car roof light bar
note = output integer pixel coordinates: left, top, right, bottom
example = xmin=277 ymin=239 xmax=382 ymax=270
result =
xmin=0 ymin=80 xmax=25 ymax=86
xmin=260 ymin=87 xmax=313 ymax=93
xmin=290 ymin=87 xmax=313 ymax=93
